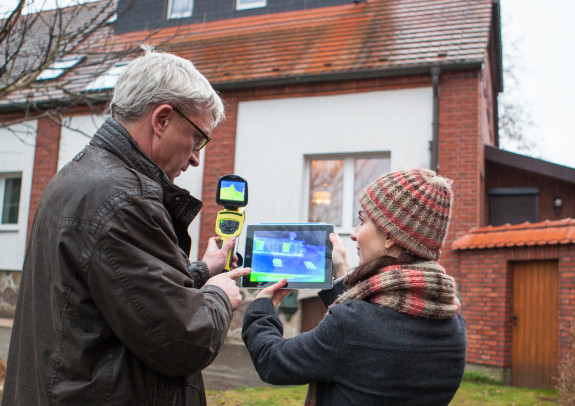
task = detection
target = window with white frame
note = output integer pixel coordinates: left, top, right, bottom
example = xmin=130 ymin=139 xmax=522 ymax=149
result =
xmin=1 ymin=174 xmax=22 ymax=225
xmin=84 ymin=62 xmax=128 ymax=92
xmin=237 ymin=0 xmax=267 ymax=10
xmin=308 ymin=154 xmax=390 ymax=230
xmin=36 ymin=56 xmax=85 ymax=81
xmin=167 ymin=0 xmax=193 ymax=19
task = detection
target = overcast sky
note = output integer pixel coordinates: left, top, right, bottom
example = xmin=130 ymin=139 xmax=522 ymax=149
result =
xmin=500 ymin=0 xmax=575 ymax=168
xmin=2 ymin=0 xmax=574 ymax=169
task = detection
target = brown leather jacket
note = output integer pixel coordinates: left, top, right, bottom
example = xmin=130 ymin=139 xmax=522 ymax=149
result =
xmin=3 ymin=118 xmax=232 ymax=406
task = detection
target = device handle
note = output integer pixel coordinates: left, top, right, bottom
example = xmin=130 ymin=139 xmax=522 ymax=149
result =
xmin=219 ymin=236 xmax=235 ymax=272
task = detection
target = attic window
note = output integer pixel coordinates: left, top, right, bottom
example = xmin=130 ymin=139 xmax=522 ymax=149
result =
xmin=237 ymin=0 xmax=267 ymax=10
xmin=167 ymin=0 xmax=193 ymax=19
xmin=36 ymin=56 xmax=84 ymax=81
xmin=84 ymin=62 xmax=128 ymax=91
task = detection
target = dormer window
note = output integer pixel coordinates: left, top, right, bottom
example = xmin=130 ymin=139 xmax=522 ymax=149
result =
xmin=237 ymin=0 xmax=267 ymax=10
xmin=167 ymin=0 xmax=193 ymax=19
xmin=84 ymin=62 xmax=128 ymax=91
xmin=36 ymin=56 xmax=84 ymax=81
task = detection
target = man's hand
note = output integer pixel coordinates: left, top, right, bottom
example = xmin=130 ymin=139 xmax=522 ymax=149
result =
xmin=205 ymin=268 xmax=251 ymax=310
xmin=329 ymin=232 xmax=350 ymax=279
xmin=256 ymin=278 xmax=292 ymax=307
xmin=202 ymin=236 xmax=238 ymax=277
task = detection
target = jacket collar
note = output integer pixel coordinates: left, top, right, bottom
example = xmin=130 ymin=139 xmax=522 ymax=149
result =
xmin=90 ymin=117 xmax=203 ymax=239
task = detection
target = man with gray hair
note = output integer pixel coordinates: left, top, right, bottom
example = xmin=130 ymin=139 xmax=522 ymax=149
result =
xmin=3 ymin=45 xmax=249 ymax=405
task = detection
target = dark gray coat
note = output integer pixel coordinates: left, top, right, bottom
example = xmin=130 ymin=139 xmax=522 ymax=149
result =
xmin=3 ymin=118 xmax=231 ymax=406
xmin=242 ymin=282 xmax=466 ymax=405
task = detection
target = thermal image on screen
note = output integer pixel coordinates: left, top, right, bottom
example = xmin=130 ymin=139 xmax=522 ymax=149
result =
xmin=249 ymin=230 xmax=326 ymax=283
xmin=220 ymin=180 xmax=246 ymax=201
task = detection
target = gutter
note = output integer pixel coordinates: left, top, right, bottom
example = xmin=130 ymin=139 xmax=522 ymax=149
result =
xmin=430 ymin=66 xmax=441 ymax=173
xmin=211 ymin=61 xmax=483 ymax=90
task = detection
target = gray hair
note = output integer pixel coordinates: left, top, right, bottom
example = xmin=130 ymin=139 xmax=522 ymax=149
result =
xmin=110 ymin=44 xmax=224 ymax=129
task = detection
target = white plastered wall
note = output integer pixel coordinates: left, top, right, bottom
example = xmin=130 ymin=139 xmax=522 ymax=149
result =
xmin=234 ymin=87 xmax=433 ymax=271
xmin=0 ymin=121 xmax=37 ymax=270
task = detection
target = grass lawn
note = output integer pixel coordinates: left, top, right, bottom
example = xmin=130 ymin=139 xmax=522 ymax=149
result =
xmin=206 ymin=380 xmax=559 ymax=405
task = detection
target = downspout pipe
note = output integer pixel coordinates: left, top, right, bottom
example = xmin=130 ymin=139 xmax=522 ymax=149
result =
xmin=430 ymin=66 xmax=441 ymax=173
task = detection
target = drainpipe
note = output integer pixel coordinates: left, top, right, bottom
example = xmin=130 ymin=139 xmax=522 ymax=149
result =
xmin=430 ymin=66 xmax=441 ymax=173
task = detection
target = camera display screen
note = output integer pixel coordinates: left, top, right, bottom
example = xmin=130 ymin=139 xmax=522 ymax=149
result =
xmin=216 ymin=175 xmax=248 ymax=208
xmin=219 ymin=180 xmax=246 ymax=203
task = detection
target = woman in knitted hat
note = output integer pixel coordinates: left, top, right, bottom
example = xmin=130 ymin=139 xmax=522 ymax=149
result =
xmin=242 ymin=168 xmax=466 ymax=405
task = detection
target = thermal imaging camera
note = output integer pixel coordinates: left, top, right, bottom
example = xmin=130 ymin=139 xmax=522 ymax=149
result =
xmin=215 ymin=175 xmax=248 ymax=271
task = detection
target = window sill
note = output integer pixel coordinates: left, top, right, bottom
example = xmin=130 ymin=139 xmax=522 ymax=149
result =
xmin=0 ymin=225 xmax=19 ymax=232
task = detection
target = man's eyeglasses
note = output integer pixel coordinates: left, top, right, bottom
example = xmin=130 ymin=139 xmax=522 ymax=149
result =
xmin=172 ymin=107 xmax=211 ymax=151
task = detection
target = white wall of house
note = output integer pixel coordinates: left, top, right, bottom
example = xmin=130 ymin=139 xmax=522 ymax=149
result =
xmin=59 ymin=114 xmax=204 ymax=261
xmin=58 ymin=115 xmax=105 ymax=170
xmin=0 ymin=121 xmax=37 ymax=271
xmin=234 ymin=87 xmax=433 ymax=268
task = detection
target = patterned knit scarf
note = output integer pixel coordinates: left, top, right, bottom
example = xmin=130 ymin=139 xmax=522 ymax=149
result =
xmin=304 ymin=260 xmax=460 ymax=406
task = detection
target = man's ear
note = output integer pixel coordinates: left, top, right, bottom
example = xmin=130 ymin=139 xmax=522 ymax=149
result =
xmin=151 ymin=104 xmax=174 ymax=137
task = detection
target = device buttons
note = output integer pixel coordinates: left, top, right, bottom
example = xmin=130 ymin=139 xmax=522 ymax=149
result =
xmin=219 ymin=220 xmax=240 ymax=234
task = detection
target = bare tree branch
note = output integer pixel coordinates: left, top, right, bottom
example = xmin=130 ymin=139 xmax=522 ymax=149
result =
xmin=0 ymin=0 xmax=179 ymax=141
xmin=498 ymin=15 xmax=539 ymax=156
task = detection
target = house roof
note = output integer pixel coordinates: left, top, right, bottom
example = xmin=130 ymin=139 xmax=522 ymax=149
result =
xmin=0 ymin=0 xmax=499 ymax=109
xmin=0 ymin=1 xmax=121 ymax=110
xmin=120 ymin=0 xmax=497 ymax=88
xmin=486 ymin=145 xmax=575 ymax=180
xmin=452 ymin=218 xmax=575 ymax=250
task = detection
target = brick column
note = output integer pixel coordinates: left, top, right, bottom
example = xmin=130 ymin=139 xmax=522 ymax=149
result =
xmin=198 ymin=95 xmax=239 ymax=256
xmin=437 ymin=71 xmax=483 ymax=282
xmin=27 ymin=117 xmax=61 ymax=241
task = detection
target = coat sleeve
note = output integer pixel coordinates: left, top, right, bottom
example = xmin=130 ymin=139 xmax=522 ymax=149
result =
xmin=241 ymin=298 xmax=344 ymax=385
xmin=186 ymin=259 xmax=211 ymax=288
xmin=85 ymin=196 xmax=232 ymax=377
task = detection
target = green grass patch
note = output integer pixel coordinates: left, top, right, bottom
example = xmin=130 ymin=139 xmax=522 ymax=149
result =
xmin=206 ymin=386 xmax=307 ymax=405
xmin=450 ymin=381 xmax=558 ymax=405
xmin=206 ymin=382 xmax=559 ymax=405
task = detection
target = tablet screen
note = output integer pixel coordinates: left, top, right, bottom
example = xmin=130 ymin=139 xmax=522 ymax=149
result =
xmin=242 ymin=224 xmax=334 ymax=289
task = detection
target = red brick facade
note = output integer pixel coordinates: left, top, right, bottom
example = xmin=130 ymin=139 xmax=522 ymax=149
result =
xmin=486 ymin=162 xmax=575 ymax=222
xmin=27 ymin=117 xmax=62 ymax=240
xmin=437 ymin=70 xmax=488 ymax=282
xmin=458 ymin=244 xmax=575 ymax=370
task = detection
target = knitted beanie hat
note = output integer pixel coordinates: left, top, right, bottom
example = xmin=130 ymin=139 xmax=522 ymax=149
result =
xmin=359 ymin=168 xmax=453 ymax=261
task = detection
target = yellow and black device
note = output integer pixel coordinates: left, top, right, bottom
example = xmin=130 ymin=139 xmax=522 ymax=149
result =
xmin=215 ymin=175 xmax=248 ymax=271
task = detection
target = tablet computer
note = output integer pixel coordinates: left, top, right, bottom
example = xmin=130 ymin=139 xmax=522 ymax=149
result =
xmin=242 ymin=224 xmax=334 ymax=289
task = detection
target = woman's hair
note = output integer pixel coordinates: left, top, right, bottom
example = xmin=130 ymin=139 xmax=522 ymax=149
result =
xmin=110 ymin=44 xmax=224 ymax=129
xmin=345 ymin=249 xmax=420 ymax=287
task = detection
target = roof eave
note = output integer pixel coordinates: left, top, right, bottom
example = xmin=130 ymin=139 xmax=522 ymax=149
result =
xmin=213 ymin=61 xmax=484 ymax=90
xmin=485 ymin=145 xmax=575 ymax=183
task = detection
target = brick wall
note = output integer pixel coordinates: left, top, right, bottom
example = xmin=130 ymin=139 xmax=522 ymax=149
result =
xmin=198 ymin=96 xmax=240 ymax=257
xmin=459 ymin=249 xmax=512 ymax=367
xmin=459 ymin=244 xmax=575 ymax=377
xmin=27 ymin=117 xmax=62 ymax=241
xmin=436 ymin=70 xmax=483 ymax=282
xmin=559 ymin=245 xmax=575 ymax=358
xmin=486 ymin=161 xmax=575 ymax=222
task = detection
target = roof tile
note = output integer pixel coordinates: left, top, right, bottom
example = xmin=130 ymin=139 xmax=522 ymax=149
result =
xmin=1 ymin=0 xmax=495 ymax=106
xmin=452 ymin=219 xmax=575 ymax=250
xmin=114 ymin=0 xmax=494 ymax=85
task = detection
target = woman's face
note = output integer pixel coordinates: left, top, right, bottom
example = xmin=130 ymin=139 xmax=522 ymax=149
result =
xmin=350 ymin=210 xmax=389 ymax=265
